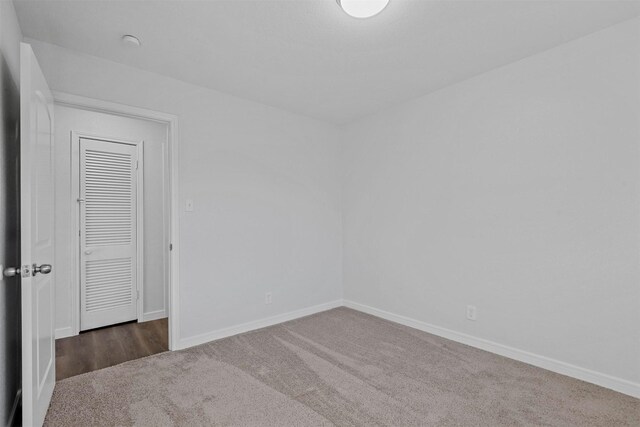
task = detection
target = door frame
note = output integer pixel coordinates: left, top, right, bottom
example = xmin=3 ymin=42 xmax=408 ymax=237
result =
xmin=72 ymin=133 xmax=145 ymax=330
xmin=54 ymin=91 xmax=180 ymax=351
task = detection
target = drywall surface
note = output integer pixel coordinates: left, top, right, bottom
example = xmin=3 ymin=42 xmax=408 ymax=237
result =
xmin=29 ymin=39 xmax=343 ymax=343
xmin=342 ymin=18 xmax=640 ymax=384
xmin=0 ymin=1 xmax=22 ymax=424
xmin=54 ymin=105 xmax=169 ymax=333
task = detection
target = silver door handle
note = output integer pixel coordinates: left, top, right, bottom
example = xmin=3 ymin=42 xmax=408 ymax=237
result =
xmin=4 ymin=267 xmax=21 ymax=277
xmin=33 ymin=264 xmax=52 ymax=275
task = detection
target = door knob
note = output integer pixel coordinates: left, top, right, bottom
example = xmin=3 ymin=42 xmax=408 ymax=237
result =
xmin=33 ymin=264 xmax=52 ymax=275
xmin=84 ymin=250 xmax=93 ymax=255
xmin=4 ymin=266 xmax=21 ymax=277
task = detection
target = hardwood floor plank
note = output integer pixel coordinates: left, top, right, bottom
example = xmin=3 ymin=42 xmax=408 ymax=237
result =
xmin=55 ymin=318 xmax=168 ymax=381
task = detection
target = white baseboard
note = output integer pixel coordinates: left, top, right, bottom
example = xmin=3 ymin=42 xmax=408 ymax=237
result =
xmin=7 ymin=389 xmax=21 ymax=427
xmin=142 ymin=309 xmax=167 ymax=322
xmin=343 ymin=300 xmax=640 ymax=399
xmin=55 ymin=326 xmax=75 ymax=339
xmin=178 ymin=300 xmax=343 ymax=350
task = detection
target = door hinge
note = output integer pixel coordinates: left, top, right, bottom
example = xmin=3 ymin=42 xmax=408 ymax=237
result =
xmin=169 ymin=243 xmax=173 ymax=251
xmin=136 ymin=290 xmax=140 ymax=300
xmin=136 ymin=160 xmax=139 ymax=170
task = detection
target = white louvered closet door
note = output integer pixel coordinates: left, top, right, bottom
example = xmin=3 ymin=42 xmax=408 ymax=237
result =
xmin=80 ymin=138 xmax=139 ymax=331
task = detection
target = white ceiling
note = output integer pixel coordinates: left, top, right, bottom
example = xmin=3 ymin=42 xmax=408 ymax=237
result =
xmin=14 ymin=0 xmax=640 ymax=125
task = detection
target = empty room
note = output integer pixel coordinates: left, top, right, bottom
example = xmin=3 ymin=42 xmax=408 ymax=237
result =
xmin=0 ymin=0 xmax=639 ymax=426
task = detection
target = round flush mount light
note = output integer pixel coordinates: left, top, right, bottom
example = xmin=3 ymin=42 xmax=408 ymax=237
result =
xmin=337 ymin=0 xmax=389 ymax=18
xmin=122 ymin=34 xmax=142 ymax=47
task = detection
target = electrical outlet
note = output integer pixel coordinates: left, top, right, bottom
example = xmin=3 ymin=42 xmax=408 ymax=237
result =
xmin=265 ymin=292 xmax=272 ymax=305
xmin=466 ymin=305 xmax=477 ymax=321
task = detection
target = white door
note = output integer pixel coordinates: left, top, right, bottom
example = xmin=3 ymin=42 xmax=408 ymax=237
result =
xmin=79 ymin=138 xmax=139 ymax=330
xmin=20 ymin=42 xmax=55 ymax=427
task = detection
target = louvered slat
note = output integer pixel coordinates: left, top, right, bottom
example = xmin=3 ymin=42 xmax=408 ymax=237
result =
xmin=85 ymin=258 xmax=133 ymax=312
xmin=84 ymin=148 xmax=133 ymax=247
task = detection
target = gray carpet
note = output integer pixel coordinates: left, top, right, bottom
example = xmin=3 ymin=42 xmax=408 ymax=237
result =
xmin=44 ymin=307 xmax=639 ymax=426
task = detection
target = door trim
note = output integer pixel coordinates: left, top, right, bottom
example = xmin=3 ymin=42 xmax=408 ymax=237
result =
xmin=54 ymin=91 xmax=180 ymax=351
xmin=72 ymin=133 xmax=145 ymax=331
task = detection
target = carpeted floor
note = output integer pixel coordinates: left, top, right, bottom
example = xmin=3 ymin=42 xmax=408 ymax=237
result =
xmin=44 ymin=307 xmax=639 ymax=426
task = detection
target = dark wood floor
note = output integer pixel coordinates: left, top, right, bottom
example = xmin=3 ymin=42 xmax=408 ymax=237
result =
xmin=55 ymin=318 xmax=168 ymax=381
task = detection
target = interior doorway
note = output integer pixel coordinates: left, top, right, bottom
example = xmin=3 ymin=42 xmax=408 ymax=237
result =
xmin=52 ymin=99 xmax=175 ymax=378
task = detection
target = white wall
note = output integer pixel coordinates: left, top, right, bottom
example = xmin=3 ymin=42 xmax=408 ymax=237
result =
xmin=343 ymin=18 xmax=640 ymax=386
xmin=0 ymin=1 xmax=22 ymax=424
xmin=54 ymin=105 xmax=169 ymax=335
xmin=28 ymin=39 xmax=343 ymax=345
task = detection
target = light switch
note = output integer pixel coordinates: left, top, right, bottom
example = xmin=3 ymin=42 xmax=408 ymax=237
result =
xmin=185 ymin=199 xmax=194 ymax=212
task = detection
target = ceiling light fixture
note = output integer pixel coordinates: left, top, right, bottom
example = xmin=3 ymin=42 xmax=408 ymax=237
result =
xmin=337 ymin=0 xmax=389 ymax=18
xmin=122 ymin=34 xmax=142 ymax=47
